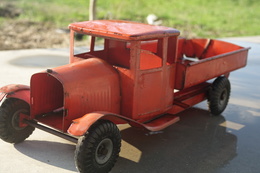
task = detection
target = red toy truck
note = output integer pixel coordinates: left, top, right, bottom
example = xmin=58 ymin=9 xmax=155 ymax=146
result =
xmin=0 ymin=20 xmax=249 ymax=173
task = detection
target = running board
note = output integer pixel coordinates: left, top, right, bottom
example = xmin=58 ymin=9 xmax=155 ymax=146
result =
xmin=143 ymin=114 xmax=180 ymax=131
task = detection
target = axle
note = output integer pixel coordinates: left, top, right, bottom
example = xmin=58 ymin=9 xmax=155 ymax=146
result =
xmin=23 ymin=119 xmax=78 ymax=143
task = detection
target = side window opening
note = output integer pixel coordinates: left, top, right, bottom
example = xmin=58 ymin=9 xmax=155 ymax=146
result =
xmin=91 ymin=37 xmax=105 ymax=51
xmin=140 ymin=40 xmax=158 ymax=54
xmin=107 ymin=39 xmax=130 ymax=69
xmin=139 ymin=39 xmax=163 ymax=70
xmin=71 ymin=32 xmax=131 ymax=69
xmin=73 ymin=33 xmax=106 ymax=60
xmin=73 ymin=33 xmax=90 ymax=56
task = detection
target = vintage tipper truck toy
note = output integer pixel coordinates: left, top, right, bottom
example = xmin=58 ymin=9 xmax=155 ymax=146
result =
xmin=0 ymin=20 xmax=249 ymax=173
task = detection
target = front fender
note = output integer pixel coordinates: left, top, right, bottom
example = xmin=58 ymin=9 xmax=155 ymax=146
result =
xmin=0 ymin=84 xmax=30 ymax=104
xmin=67 ymin=112 xmax=143 ymax=136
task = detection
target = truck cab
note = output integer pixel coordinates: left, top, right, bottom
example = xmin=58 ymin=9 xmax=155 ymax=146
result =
xmin=69 ymin=20 xmax=180 ymax=123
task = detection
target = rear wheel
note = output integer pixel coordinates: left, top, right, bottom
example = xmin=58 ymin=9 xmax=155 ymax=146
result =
xmin=208 ymin=76 xmax=231 ymax=116
xmin=75 ymin=120 xmax=121 ymax=173
xmin=0 ymin=98 xmax=35 ymax=143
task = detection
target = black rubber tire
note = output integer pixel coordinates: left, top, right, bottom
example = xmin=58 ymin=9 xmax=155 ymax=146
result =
xmin=0 ymin=98 xmax=35 ymax=143
xmin=75 ymin=120 xmax=121 ymax=173
xmin=208 ymin=76 xmax=231 ymax=116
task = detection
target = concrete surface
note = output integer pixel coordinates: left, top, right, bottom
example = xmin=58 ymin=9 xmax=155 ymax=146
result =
xmin=0 ymin=37 xmax=259 ymax=173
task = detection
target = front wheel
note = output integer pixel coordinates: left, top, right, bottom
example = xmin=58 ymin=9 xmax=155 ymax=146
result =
xmin=208 ymin=76 xmax=231 ymax=116
xmin=0 ymin=98 xmax=35 ymax=143
xmin=75 ymin=120 xmax=121 ymax=173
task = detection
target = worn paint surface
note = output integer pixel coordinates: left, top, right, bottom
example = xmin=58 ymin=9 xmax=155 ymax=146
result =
xmin=69 ymin=20 xmax=180 ymax=41
xmin=0 ymin=84 xmax=30 ymax=103
xmin=30 ymin=58 xmax=120 ymax=131
xmin=0 ymin=20 xmax=249 ymax=134
xmin=175 ymin=39 xmax=249 ymax=89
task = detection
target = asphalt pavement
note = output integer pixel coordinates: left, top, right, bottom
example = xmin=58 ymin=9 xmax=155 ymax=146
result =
xmin=0 ymin=36 xmax=259 ymax=173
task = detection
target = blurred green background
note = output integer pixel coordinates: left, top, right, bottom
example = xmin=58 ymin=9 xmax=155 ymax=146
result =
xmin=0 ymin=0 xmax=259 ymax=49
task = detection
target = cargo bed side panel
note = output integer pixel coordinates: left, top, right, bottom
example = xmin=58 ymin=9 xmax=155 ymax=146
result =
xmin=175 ymin=48 xmax=249 ymax=89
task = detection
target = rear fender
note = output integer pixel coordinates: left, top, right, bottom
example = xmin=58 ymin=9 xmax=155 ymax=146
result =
xmin=67 ymin=112 xmax=143 ymax=136
xmin=0 ymin=84 xmax=30 ymax=104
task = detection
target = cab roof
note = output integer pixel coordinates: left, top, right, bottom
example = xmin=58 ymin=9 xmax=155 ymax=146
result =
xmin=69 ymin=20 xmax=180 ymax=41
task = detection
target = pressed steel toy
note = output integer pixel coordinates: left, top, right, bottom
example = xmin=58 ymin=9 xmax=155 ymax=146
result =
xmin=0 ymin=20 xmax=249 ymax=173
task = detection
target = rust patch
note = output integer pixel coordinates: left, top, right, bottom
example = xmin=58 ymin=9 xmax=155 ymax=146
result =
xmin=0 ymin=84 xmax=30 ymax=93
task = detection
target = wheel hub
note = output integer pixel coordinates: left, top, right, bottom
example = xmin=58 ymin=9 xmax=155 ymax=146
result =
xmin=95 ymin=138 xmax=113 ymax=165
xmin=219 ymin=89 xmax=227 ymax=106
xmin=12 ymin=109 xmax=27 ymax=130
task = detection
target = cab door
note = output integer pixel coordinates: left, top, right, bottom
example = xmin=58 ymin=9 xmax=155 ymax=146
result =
xmin=132 ymin=37 xmax=177 ymax=120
